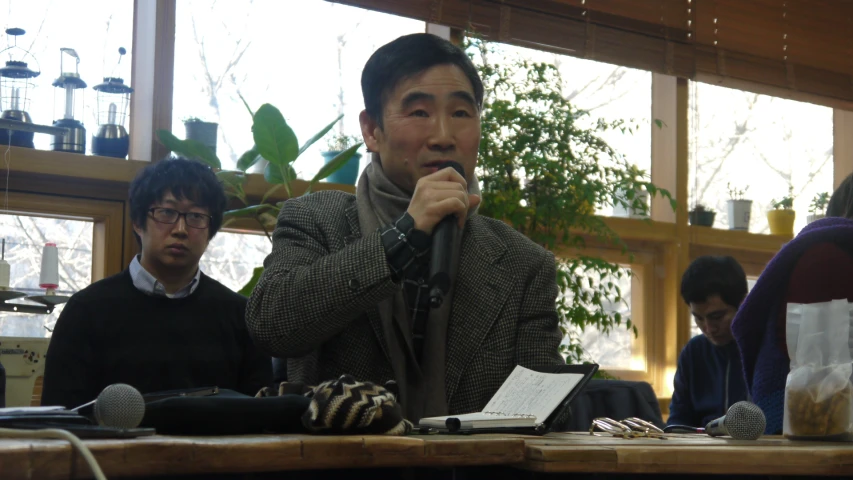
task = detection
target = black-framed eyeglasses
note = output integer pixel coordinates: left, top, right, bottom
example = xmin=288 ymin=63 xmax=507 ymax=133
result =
xmin=148 ymin=207 xmax=212 ymax=229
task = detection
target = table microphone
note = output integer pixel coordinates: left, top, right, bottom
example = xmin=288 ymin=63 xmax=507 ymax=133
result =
xmin=73 ymin=383 xmax=146 ymax=429
xmin=704 ymin=401 xmax=766 ymax=440
xmin=428 ymin=160 xmax=464 ymax=308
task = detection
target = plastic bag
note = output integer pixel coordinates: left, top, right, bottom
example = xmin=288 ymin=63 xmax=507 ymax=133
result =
xmin=784 ymin=300 xmax=853 ymax=440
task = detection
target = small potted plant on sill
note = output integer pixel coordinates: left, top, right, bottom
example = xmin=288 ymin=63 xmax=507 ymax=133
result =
xmin=726 ymin=183 xmax=752 ymax=231
xmin=688 ymin=203 xmax=716 ymax=227
xmin=184 ymin=117 xmax=218 ymax=155
xmin=767 ymin=186 xmax=796 ymax=236
xmin=321 ymin=133 xmax=363 ymax=185
xmin=807 ymin=192 xmax=829 ymax=224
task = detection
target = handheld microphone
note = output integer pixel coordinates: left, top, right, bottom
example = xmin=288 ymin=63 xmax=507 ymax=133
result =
xmin=704 ymin=401 xmax=766 ymax=440
xmin=428 ymin=161 xmax=465 ymax=308
xmin=74 ymin=383 xmax=146 ymax=429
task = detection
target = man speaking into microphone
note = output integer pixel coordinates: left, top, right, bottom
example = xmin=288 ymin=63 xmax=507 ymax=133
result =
xmin=246 ymin=33 xmax=563 ymax=423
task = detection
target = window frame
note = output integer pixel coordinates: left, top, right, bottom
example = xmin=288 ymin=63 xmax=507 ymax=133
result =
xmin=2 ymin=192 xmax=126 ymax=282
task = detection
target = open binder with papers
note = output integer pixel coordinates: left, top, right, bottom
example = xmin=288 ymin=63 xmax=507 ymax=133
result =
xmin=419 ymin=363 xmax=598 ymax=434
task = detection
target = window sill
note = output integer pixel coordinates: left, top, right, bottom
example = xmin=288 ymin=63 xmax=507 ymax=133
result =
xmin=690 ymin=225 xmax=792 ymax=255
xmin=558 ymin=216 xmax=791 ymax=255
xmin=4 ymin=146 xmax=149 ymax=183
xmin=4 ymin=146 xmax=356 ymax=201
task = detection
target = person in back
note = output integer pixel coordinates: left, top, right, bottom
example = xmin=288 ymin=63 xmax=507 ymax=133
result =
xmin=42 ymin=157 xmax=271 ymax=408
xmin=732 ymin=173 xmax=853 ymax=434
xmin=668 ymin=255 xmax=749 ymax=427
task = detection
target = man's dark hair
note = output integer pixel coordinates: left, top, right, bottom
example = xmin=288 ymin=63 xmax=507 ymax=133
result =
xmin=827 ymin=172 xmax=853 ymax=218
xmin=680 ymin=255 xmax=748 ymax=309
xmin=129 ymin=156 xmax=227 ymax=245
xmin=361 ymin=33 xmax=484 ymax=128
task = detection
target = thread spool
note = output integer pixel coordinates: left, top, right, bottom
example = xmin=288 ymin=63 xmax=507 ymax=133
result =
xmin=39 ymin=242 xmax=59 ymax=293
xmin=0 ymin=239 xmax=9 ymax=290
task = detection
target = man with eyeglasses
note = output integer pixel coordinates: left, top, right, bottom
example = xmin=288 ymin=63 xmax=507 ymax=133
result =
xmin=42 ymin=157 xmax=272 ymax=409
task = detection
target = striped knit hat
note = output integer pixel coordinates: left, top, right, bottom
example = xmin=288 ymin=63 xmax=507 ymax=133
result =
xmin=257 ymin=375 xmax=412 ymax=435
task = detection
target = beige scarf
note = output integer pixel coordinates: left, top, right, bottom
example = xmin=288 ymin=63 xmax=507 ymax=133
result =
xmin=355 ymin=152 xmax=478 ymax=423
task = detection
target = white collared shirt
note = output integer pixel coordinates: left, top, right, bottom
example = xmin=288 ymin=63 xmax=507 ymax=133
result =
xmin=129 ymin=255 xmax=201 ymax=299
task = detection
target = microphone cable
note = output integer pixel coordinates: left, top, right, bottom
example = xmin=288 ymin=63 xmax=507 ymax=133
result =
xmin=662 ymin=424 xmax=703 ymax=434
xmin=0 ymin=427 xmax=107 ymax=480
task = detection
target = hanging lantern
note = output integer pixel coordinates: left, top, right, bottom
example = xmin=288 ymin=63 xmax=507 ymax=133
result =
xmin=0 ymin=28 xmax=40 ymax=148
xmin=92 ymin=47 xmax=132 ymax=158
xmin=51 ymin=48 xmax=87 ymax=154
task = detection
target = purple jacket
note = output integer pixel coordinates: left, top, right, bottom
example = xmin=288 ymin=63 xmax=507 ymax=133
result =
xmin=731 ymin=217 xmax=853 ymax=433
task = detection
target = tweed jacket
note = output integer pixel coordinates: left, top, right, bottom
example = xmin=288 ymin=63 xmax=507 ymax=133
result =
xmin=246 ymin=190 xmax=563 ymax=415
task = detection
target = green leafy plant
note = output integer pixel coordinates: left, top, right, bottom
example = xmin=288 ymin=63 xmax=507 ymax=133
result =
xmin=727 ymin=183 xmax=749 ymax=201
xmin=468 ymin=37 xmax=675 ymax=364
xmin=691 ymin=203 xmax=714 ymax=213
xmin=771 ymin=185 xmax=795 ymax=210
xmin=158 ymin=101 xmax=361 ymax=295
xmin=325 ymin=133 xmax=362 ymax=152
xmin=809 ymin=192 xmax=830 ymax=214
xmin=183 ymin=117 xmax=205 ymax=123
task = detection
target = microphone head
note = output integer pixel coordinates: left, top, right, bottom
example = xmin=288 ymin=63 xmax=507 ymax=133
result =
xmin=93 ymin=383 xmax=145 ymax=429
xmin=437 ymin=161 xmax=464 ymax=177
xmin=724 ymin=401 xmax=766 ymax=440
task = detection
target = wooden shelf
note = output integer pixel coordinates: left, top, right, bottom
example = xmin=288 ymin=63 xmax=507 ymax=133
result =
xmin=4 ymin=146 xmax=356 ymax=202
xmin=689 ymin=225 xmax=791 ymax=254
xmin=4 ymin=146 xmax=148 ymax=184
xmin=558 ymin=217 xmax=677 ymax=252
xmin=549 ymin=217 xmax=677 ymax=260
xmin=600 ymin=217 xmax=677 ymax=243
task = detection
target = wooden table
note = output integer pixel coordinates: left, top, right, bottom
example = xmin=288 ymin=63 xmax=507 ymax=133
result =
xmin=3 ymin=431 xmax=853 ymax=478
xmin=0 ymin=434 xmax=524 ymax=479
xmin=523 ymin=432 xmax=853 ymax=476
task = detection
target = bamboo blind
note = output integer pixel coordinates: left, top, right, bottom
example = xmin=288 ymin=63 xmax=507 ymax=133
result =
xmin=330 ymin=0 xmax=853 ymax=106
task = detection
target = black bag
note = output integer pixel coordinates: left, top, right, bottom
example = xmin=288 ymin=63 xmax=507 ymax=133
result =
xmin=140 ymin=388 xmax=310 ymax=435
xmin=141 ymin=376 xmax=411 ymax=436
xmin=559 ymin=379 xmax=665 ymax=431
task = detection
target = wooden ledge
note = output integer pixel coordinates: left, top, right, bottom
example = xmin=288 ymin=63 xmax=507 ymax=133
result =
xmin=4 ymin=146 xmax=355 ymax=203
xmin=690 ymin=225 xmax=791 ymax=254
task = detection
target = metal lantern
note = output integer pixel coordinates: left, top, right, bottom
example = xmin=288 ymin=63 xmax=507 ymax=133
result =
xmin=51 ymin=48 xmax=87 ymax=154
xmin=0 ymin=28 xmax=40 ymax=148
xmin=92 ymin=47 xmax=132 ymax=158
xmin=92 ymin=77 xmax=132 ymax=158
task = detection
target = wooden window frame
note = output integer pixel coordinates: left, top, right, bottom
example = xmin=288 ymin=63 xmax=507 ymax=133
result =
xmin=130 ymin=0 xmax=177 ymax=163
xmin=2 ymin=192 xmax=126 ymax=283
xmin=552 ymin=239 xmax=663 ymax=392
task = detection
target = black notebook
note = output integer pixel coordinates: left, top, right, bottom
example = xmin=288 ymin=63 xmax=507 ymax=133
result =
xmin=418 ymin=363 xmax=598 ymax=433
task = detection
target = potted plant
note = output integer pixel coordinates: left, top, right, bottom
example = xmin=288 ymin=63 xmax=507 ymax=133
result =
xmin=321 ymin=133 xmax=363 ymax=185
xmin=158 ymin=101 xmax=361 ymax=294
xmin=183 ymin=117 xmax=218 ymax=155
xmin=726 ymin=183 xmax=752 ymax=231
xmin=767 ymin=186 xmax=796 ymax=236
xmin=807 ymin=192 xmax=830 ymax=224
xmin=689 ymin=204 xmax=716 ymax=227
